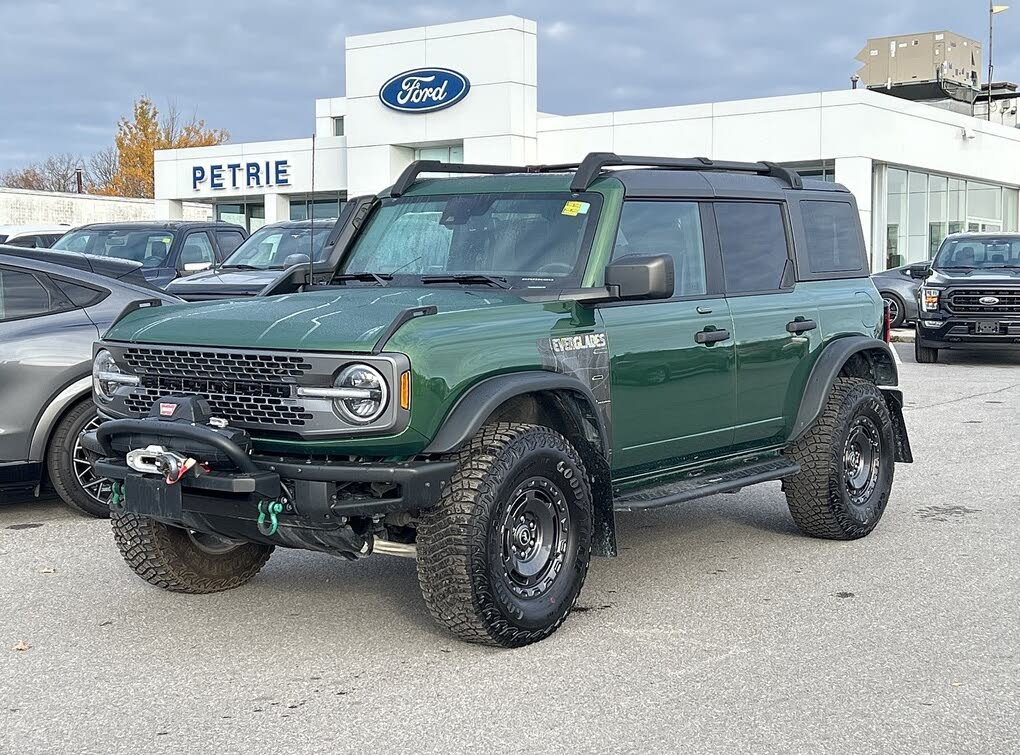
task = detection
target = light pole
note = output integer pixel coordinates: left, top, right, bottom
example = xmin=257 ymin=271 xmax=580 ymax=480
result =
xmin=988 ymin=4 xmax=1010 ymax=121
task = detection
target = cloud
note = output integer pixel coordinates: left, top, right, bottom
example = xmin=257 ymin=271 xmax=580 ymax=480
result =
xmin=0 ymin=0 xmax=1016 ymax=172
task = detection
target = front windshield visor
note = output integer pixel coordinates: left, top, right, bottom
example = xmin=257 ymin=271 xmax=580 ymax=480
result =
xmin=935 ymin=237 xmax=1020 ymax=269
xmin=224 ymin=225 xmax=334 ymax=269
xmin=52 ymin=229 xmax=175 ymax=269
xmin=338 ymin=192 xmax=603 ymax=289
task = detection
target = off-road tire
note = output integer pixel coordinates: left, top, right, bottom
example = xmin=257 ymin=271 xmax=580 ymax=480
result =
xmin=416 ymin=422 xmax=594 ymax=648
xmin=914 ymin=337 xmax=939 ymax=364
xmin=782 ymin=378 xmax=895 ymax=540
xmin=46 ymin=400 xmax=110 ymax=518
xmin=111 ymin=512 xmax=274 ymax=593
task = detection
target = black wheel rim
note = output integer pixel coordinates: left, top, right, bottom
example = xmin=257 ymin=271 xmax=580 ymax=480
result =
xmin=843 ymin=416 xmax=882 ymax=507
xmin=499 ymin=476 xmax=569 ymax=600
xmin=883 ymin=296 xmax=900 ymax=324
xmin=72 ymin=415 xmax=112 ymax=507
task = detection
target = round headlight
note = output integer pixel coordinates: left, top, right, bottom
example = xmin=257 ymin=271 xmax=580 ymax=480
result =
xmin=333 ymin=364 xmax=388 ymax=424
xmin=93 ymin=349 xmax=124 ymax=403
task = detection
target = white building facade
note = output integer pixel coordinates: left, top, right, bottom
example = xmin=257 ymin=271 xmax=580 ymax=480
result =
xmin=153 ymin=15 xmax=1020 ymax=272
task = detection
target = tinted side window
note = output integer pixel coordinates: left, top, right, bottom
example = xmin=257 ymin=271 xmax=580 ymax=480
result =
xmin=54 ymin=279 xmax=106 ymax=308
xmin=801 ymin=201 xmax=862 ymax=273
xmin=613 ymin=201 xmax=707 ymax=296
xmin=216 ymin=230 xmax=246 ymax=257
xmin=715 ymin=202 xmax=789 ymax=293
xmin=178 ymin=232 xmax=216 ymax=269
xmin=6 ymin=235 xmax=42 ymax=248
xmin=0 ymin=269 xmax=56 ymax=320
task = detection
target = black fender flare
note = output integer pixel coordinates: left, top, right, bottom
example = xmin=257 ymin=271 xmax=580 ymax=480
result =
xmin=424 ymin=371 xmax=608 ymax=455
xmin=423 ymin=371 xmax=617 ymax=557
xmin=790 ymin=337 xmax=898 ymax=442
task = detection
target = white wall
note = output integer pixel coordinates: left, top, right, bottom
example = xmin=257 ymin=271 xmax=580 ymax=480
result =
xmin=0 ymin=188 xmax=209 ymax=226
xmin=343 ymin=16 xmax=537 ymax=195
xmin=154 ymin=136 xmax=347 ymax=201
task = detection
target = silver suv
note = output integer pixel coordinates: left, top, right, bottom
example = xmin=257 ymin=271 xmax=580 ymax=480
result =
xmin=0 ymin=247 xmax=176 ymax=516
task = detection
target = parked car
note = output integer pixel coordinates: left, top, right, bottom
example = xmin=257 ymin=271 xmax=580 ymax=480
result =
xmin=0 ymin=224 xmax=71 ymax=248
xmin=912 ymin=232 xmax=1020 ymax=363
xmin=871 ymin=260 xmax=927 ymax=328
xmin=85 ymin=153 xmax=911 ymax=648
xmin=50 ymin=221 xmax=247 ymax=289
xmin=167 ymin=217 xmax=342 ymax=301
xmin=0 ymin=246 xmax=177 ymax=516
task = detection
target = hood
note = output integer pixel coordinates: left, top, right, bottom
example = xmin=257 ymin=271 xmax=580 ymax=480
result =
xmin=103 ymin=286 xmax=528 ymax=352
xmin=166 ymin=268 xmax=281 ymax=299
xmin=928 ymin=268 xmax=1020 ymax=285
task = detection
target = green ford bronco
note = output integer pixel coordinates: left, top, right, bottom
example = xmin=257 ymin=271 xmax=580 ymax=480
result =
xmin=84 ymin=153 xmax=913 ymax=647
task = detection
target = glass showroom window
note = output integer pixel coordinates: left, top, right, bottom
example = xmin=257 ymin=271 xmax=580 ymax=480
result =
xmin=885 ymin=167 xmax=1019 ymax=269
xmin=414 ymin=144 xmax=464 ymax=163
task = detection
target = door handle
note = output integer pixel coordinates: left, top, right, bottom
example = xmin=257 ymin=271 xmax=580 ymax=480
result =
xmin=695 ymin=328 xmax=731 ymax=345
xmin=786 ymin=318 xmax=817 ymax=334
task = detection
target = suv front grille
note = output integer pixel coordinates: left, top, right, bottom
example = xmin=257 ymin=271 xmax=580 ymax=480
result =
xmin=946 ymin=289 xmax=1020 ymax=315
xmin=119 ymin=347 xmax=316 ymax=427
xmin=123 ymin=347 xmax=313 ymax=383
xmin=124 ymin=387 xmax=314 ymax=426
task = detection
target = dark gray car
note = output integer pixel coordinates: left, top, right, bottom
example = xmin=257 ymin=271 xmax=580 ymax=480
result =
xmin=871 ymin=261 xmax=927 ymax=327
xmin=0 ymin=247 xmax=178 ymax=516
xmin=50 ymin=221 xmax=247 ymax=290
xmin=166 ymin=199 xmax=372 ymax=301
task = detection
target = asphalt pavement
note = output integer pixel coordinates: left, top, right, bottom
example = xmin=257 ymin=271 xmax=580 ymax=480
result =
xmin=1 ymin=344 xmax=1018 ymax=754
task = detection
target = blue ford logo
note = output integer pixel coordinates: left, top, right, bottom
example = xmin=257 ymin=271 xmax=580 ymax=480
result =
xmin=379 ymin=68 xmax=470 ymax=113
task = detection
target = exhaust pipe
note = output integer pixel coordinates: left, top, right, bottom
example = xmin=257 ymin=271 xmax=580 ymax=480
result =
xmin=371 ymin=538 xmax=417 ymax=558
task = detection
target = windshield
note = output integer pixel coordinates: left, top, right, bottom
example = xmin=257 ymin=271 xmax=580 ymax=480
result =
xmin=338 ymin=193 xmax=602 ymax=289
xmin=223 ymin=224 xmax=333 ymax=269
xmin=934 ymin=237 xmax=1020 ymax=269
xmin=53 ymin=229 xmax=175 ymax=269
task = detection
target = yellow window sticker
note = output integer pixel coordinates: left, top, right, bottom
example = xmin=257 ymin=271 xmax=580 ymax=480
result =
xmin=561 ymin=201 xmax=590 ymax=217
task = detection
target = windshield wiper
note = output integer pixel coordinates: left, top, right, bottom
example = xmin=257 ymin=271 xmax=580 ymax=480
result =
xmin=334 ymin=272 xmax=392 ymax=286
xmin=221 ymin=264 xmax=263 ymax=271
xmin=421 ymin=274 xmax=509 ymax=289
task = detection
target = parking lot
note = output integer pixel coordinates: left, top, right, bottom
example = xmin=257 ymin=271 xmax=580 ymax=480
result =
xmin=1 ymin=343 xmax=1017 ymax=755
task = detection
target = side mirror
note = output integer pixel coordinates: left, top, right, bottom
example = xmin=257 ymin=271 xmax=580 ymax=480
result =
xmin=908 ymin=263 xmax=931 ymax=280
xmin=181 ymin=262 xmax=213 ymax=275
xmin=605 ymin=254 xmax=674 ymax=301
xmin=283 ymin=253 xmax=312 ymax=267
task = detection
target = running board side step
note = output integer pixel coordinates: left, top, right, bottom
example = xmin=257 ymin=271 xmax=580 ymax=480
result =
xmin=614 ymin=457 xmax=800 ymax=512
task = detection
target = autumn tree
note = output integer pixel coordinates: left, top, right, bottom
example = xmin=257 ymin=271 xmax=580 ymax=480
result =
xmin=0 ymin=153 xmax=86 ymax=193
xmin=97 ymin=97 xmax=229 ymax=198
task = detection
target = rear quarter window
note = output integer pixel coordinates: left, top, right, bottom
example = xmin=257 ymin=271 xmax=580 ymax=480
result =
xmin=800 ymin=201 xmax=864 ymax=275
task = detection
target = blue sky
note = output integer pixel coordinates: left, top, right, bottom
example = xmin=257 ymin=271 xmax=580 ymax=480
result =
xmin=0 ymin=0 xmax=1017 ymax=172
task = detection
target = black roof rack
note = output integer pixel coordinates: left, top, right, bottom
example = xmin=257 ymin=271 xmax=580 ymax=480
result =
xmin=390 ymin=160 xmax=583 ymax=197
xmin=389 ymin=152 xmax=803 ymax=197
xmin=569 ymin=152 xmax=803 ymax=192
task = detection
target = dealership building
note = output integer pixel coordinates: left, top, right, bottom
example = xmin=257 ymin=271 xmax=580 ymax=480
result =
xmin=153 ymin=15 xmax=1020 ymax=272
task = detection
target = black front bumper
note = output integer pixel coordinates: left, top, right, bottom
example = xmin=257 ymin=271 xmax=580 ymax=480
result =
xmin=917 ymin=317 xmax=1020 ymax=349
xmin=86 ymin=417 xmax=455 ymax=556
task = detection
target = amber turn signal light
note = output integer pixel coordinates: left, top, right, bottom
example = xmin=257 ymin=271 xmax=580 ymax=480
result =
xmin=399 ymin=370 xmax=411 ymax=410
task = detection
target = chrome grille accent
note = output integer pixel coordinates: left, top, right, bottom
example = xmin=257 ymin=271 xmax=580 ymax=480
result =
xmin=946 ymin=289 xmax=1020 ymax=315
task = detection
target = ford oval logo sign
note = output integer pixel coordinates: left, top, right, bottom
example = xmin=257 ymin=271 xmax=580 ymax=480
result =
xmin=979 ymin=296 xmax=1000 ymax=305
xmin=379 ymin=68 xmax=470 ymax=113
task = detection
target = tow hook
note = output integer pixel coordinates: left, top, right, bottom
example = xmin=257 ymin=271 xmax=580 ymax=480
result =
xmin=110 ymin=481 xmax=126 ymax=510
xmin=257 ymin=500 xmax=284 ymax=537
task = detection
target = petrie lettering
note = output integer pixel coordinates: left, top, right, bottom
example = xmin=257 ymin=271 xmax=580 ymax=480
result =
xmin=192 ymin=160 xmax=291 ymax=191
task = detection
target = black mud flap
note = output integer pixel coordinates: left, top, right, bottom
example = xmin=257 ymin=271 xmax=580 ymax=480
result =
xmin=124 ymin=474 xmax=183 ymax=520
xmin=880 ymin=388 xmax=913 ymax=463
